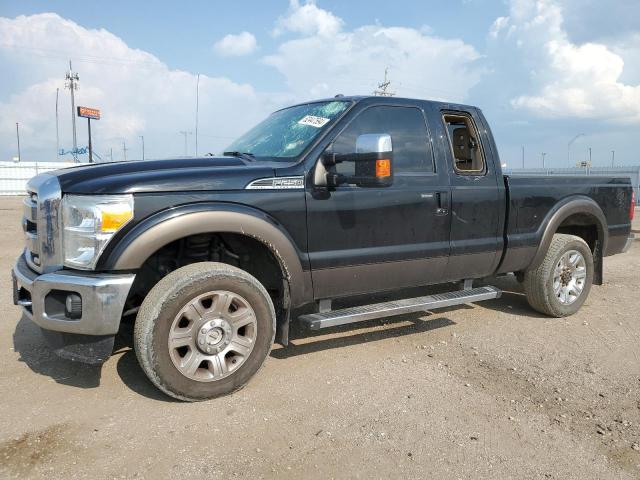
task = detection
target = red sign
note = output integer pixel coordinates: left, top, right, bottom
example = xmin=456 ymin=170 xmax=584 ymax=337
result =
xmin=77 ymin=106 xmax=100 ymax=120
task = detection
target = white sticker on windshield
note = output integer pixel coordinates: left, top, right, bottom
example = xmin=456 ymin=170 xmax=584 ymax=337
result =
xmin=298 ymin=115 xmax=331 ymax=128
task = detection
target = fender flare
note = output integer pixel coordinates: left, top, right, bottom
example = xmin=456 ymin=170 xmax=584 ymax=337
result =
xmin=100 ymin=202 xmax=312 ymax=307
xmin=530 ymin=196 xmax=608 ymax=272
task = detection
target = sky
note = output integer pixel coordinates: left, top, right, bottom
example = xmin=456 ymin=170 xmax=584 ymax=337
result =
xmin=1 ymin=0 xmax=639 ymax=168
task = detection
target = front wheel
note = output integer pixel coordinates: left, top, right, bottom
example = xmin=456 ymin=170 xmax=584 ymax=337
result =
xmin=134 ymin=262 xmax=276 ymax=401
xmin=523 ymin=234 xmax=593 ymax=317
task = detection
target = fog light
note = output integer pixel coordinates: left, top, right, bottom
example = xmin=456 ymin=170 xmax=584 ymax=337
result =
xmin=65 ymin=293 xmax=82 ymax=319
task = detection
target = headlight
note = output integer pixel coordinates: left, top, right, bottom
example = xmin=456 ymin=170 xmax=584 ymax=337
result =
xmin=62 ymin=194 xmax=134 ymax=270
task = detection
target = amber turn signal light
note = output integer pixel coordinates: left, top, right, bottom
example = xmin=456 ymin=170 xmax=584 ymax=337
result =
xmin=375 ymin=159 xmax=391 ymax=178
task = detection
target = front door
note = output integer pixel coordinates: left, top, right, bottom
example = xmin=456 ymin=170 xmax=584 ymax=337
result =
xmin=306 ymin=103 xmax=451 ymax=300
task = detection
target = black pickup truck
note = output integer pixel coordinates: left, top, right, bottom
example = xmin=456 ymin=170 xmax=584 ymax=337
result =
xmin=13 ymin=96 xmax=635 ymax=401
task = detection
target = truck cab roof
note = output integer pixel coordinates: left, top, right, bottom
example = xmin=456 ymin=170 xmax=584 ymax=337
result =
xmin=283 ymin=95 xmax=480 ymax=114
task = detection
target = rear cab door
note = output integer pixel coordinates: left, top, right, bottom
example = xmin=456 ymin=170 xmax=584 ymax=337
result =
xmin=426 ymin=104 xmax=506 ymax=281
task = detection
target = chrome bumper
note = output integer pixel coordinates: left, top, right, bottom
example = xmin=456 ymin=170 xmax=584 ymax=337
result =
xmin=622 ymin=233 xmax=635 ymax=253
xmin=12 ymin=252 xmax=135 ymax=336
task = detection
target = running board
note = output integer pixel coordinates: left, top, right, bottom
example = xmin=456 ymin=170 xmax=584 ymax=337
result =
xmin=299 ymin=286 xmax=501 ymax=330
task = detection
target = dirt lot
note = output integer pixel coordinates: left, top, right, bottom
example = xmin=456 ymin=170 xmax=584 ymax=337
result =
xmin=1 ymin=196 xmax=639 ymax=479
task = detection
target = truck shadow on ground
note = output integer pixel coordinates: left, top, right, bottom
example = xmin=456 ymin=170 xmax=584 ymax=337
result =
xmin=12 ymin=314 xmax=103 ymax=389
xmin=272 ymin=314 xmax=457 ymax=359
xmin=112 ymin=322 xmax=180 ymax=402
xmin=273 ymin=275 xmax=546 ymax=359
xmin=12 ymin=274 xmax=538 ymax=401
xmin=477 ymin=275 xmax=549 ymax=319
xmin=12 ymin=313 xmax=172 ymax=401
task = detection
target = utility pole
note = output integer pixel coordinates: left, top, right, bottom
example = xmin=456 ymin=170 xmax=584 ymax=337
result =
xmin=139 ymin=135 xmax=145 ymax=160
xmin=65 ymin=60 xmax=80 ymax=162
xmin=16 ymin=122 xmax=21 ymax=162
xmin=521 ymin=145 xmax=525 ymax=169
xmin=179 ymin=130 xmax=192 ymax=156
xmin=195 ymin=74 xmax=200 ymax=157
xmin=611 ymin=150 xmax=615 ymax=167
xmin=110 ymin=148 xmax=113 ymax=162
xmin=588 ymin=147 xmax=592 ymax=165
xmin=122 ymin=140 xmax=128 ymax=161
xmin=55 ymin=88 xmax=60 ymax=159
xmin=373 ymin=67 xmax=395 ymax=97
xmin=541 ymin=152 xmax=547 ymax=168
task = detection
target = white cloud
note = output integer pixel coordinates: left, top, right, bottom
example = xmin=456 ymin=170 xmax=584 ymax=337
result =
xmin=492 ymin=0 xmax=640 ymax=123
xmin=0 ymin=14 xmax=275 ymax=161
xmin=213 ymin=31 xmax=257 ymax=57
xmin=266 ymin=3 xmax=483 ymax=102
xmin=273 ymin=0 xmax=343 ymax=37
xmin=0 ymin=5 xmax=489 ymax=162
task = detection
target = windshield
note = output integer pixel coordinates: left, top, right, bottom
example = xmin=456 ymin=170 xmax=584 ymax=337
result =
xmin=224 ymin=100 xmax=350 ymax=159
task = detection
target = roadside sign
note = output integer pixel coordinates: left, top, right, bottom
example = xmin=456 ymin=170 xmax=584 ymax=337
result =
xmin=77 ymin=106 xmax=101 ymax=120
xmin=77 ymin=106 xmax=100 ymax=163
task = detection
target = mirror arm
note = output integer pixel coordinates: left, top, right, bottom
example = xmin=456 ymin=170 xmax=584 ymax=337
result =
xmin=323 ymin=152 xmax=382 ymax=166
xmin=322 ymin=152 xmax=346 ymax=167
xmin=326 ymin=173 xmax=386 ymax=187
xmin=326 ymin=173 xmax=347 ymax=187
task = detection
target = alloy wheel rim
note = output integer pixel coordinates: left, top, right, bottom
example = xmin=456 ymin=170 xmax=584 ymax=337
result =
xmin=552 ymin=250 xmax=587 ymax=305
xmin=167 ymin=290 xmax=257 ymax=382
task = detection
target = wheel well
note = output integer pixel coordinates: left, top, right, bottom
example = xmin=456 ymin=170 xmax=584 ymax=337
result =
xmin=125 ymin=232 xmax=288 ymax=325
xmin=555 ymin=213 xmax=603 ymax=284
xmin=555 ymin=213 xmax=599 ymax=251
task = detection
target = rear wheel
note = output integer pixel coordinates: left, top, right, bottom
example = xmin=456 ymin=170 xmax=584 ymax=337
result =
xmin=524 ymin=234 xmax=593 ymax=317
xmin=134 ymin=262 xmax=275 ymax=401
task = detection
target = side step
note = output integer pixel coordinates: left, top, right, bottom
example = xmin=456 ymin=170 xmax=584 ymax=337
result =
xmin=299 ymin=286 xmax=501 ymax=330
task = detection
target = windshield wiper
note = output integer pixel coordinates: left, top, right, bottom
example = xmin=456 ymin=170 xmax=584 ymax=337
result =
xmin=223 ymin=151 xmax=256 ymax=162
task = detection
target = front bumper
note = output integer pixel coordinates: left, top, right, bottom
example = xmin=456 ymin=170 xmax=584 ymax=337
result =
xmin=12 ymin=251 xmax=135 ymax=336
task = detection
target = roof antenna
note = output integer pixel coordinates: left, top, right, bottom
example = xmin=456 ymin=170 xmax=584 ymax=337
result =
xmin=373 ymin=67 xmax=395 ymax=97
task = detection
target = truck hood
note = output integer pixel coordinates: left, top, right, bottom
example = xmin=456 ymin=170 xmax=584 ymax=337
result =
xmin=51 ymin=157 xmax=291 ymax=194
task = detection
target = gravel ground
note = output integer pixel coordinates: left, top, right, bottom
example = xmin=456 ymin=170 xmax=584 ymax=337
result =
xmin=1 ymin=196 xmax=639 ymax=479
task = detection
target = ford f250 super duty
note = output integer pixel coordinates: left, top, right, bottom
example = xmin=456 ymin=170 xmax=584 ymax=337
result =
xmin=13 ymin=96 xmax=635 ymax=401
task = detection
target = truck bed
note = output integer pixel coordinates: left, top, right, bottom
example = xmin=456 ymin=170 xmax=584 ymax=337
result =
xmin=498 ymin=175 xmax=633 ymax=275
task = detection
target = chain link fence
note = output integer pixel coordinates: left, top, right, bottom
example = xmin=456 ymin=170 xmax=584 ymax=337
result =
xmin=0 ymin=163 xmax=70 ymax=196
xmin=504 ymin=166 xmax=640 ymax=205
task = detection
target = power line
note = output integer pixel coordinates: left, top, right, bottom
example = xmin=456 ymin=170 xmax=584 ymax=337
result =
xmin=196 ymin=133 xmax=236 ymax=140
xmin=0 ymin=44 xmax=163 ymax=70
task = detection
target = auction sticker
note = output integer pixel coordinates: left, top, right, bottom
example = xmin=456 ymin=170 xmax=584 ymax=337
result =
xmin=298 ymin=115 xmax=330 ymax=128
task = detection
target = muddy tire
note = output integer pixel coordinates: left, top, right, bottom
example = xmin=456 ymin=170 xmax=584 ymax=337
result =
xmin=134 ymin=262 xmax=275 ymax=402
xmin=524 ymin=234 xmax=593 ymax=317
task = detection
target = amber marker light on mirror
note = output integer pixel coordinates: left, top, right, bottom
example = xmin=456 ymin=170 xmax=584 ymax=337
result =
xmin=376 ymin=159 xmax=391 ymax=177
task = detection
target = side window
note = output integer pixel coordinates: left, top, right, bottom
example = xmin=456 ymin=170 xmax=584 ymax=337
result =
xmin=330 ymin=106 xmax=433 ymax=176
xmin=443 ymin=113 xmax=486 ymax=174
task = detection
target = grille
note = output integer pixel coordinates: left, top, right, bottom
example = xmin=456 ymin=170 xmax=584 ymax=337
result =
xmin=23 ymin=190 xmax=41 ymax=269
xmin=22 ymin=174 xmax=63 ymax=273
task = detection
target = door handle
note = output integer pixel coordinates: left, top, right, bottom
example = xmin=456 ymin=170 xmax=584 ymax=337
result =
xmin=435 ymin=191 xmax=449 ymax=216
